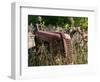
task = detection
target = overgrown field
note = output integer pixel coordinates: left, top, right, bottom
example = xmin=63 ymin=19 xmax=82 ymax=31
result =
xmin=28 ymin=16 xmax=88 ymax=66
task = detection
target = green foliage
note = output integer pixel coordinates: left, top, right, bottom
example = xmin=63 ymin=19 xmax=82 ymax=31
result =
xmin=28 ymin=15 xmax=88 ymax=30
xmin=74 ymin=17 xmax=88 ymax=30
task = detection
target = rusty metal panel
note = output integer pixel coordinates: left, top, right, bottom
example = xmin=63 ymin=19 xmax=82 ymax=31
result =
xmin=34 ymin=30 xmax=72 ymax=64
xmin=35 ymin=31 xmax=61 ymax=41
